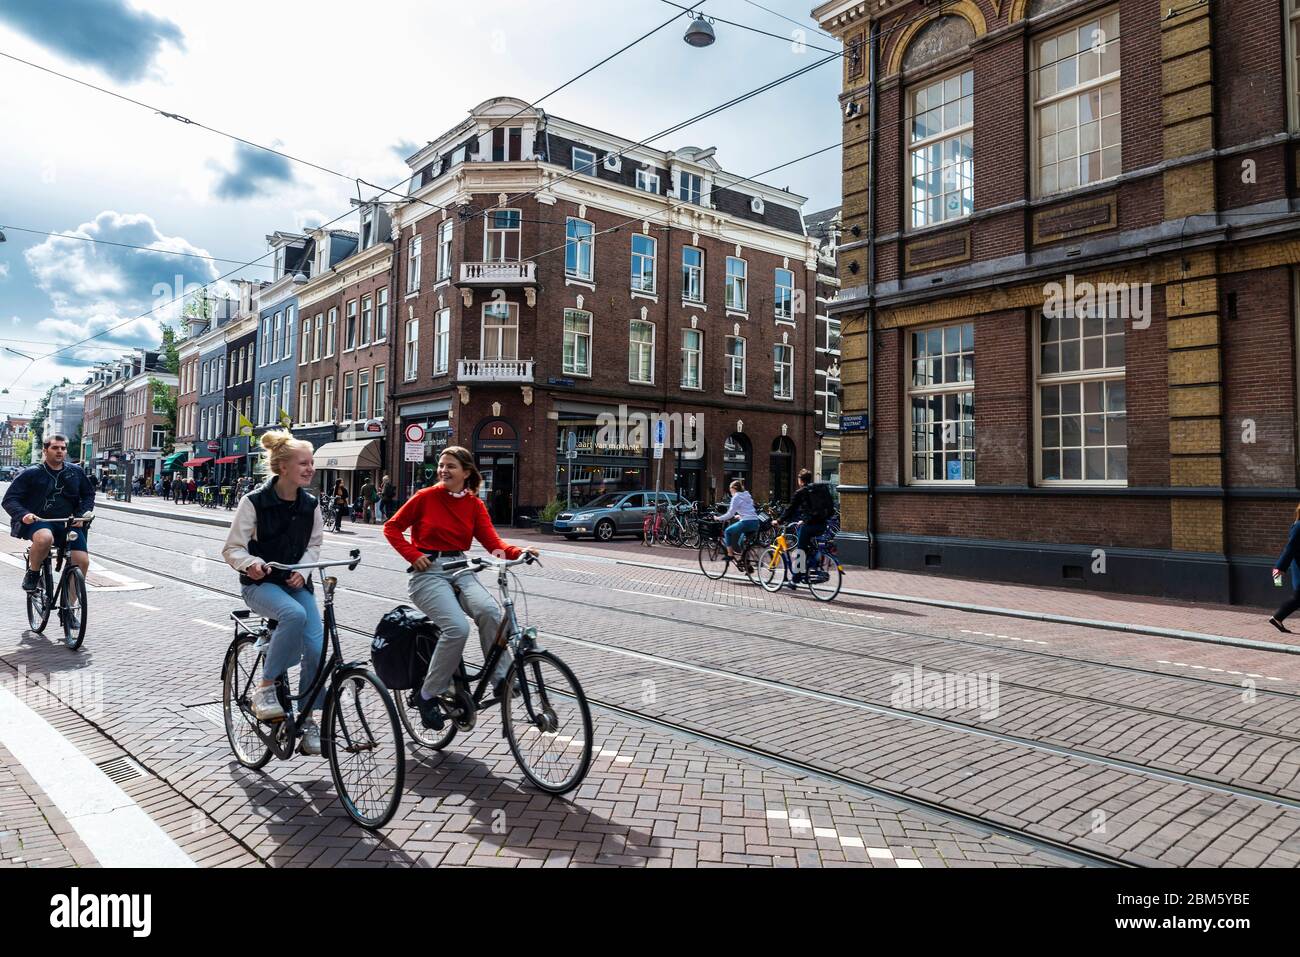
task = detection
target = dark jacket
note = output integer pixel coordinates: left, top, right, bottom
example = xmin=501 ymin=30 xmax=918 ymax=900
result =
xmin=778 ymin=484 xmax=813 ymax=526
xmin=1276 ymin=520 xmax=1300 ymax=591
xmin=2 ymin=462 xmax=95 ymax=538
xmin=240 ymin=479 xmax=318 ymax=590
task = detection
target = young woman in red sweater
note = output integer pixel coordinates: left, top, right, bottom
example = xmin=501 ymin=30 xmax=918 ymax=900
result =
xmin=383 ymin=446 xmax=538 ymax=729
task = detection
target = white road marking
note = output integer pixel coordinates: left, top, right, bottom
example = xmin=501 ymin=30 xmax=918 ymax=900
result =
xmin=0 ymin=684 xmax=194 ymax=868
xmin=128 ymin=602 xmax=161 ymax=611
xmin=0 ymin=551 xmax=151 ymax=592
xmin=192 ymin=618 xmax=227 ymax=632
xmin=717 ymin=591 xmax=765 ymax=601
xmin=960 ymin=628 xmax=1048 ymax=646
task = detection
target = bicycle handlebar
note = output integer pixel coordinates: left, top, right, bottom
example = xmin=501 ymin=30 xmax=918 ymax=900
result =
xmin=260 ymin=548 xmax=362 ymax=574
xmin=28 ymin=511 xmax=95 ymax=524
xmin=440 ymin=553 xmax=540 ymax=573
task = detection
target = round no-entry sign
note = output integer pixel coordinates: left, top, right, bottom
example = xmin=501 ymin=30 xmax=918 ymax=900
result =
xmin=404 ymin=423 xmax=425 ymax=443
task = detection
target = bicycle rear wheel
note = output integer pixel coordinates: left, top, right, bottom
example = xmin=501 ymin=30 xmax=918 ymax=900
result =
xmin=26 ymin=563 xmax=53 ymax=633
xmin=397 ymin=688 xmax=458 ymax=751
xmin=61 ymin=566 xmax=87 ymax=650
xmin=736 ymin=543 xmax=762 ymax=584
xmin=222 ymin=634 xmax=273 ymax=770
xmin=698 ymin=539 xmax=729 ymax=580
xmin=756 ymin=546 xmax=785 ymax=593
xmin=502 ymin=651 xmax=592 ymax=795
xmin=326 ymin=667 xmax=404 ymax=830
xmin=806 ymin=549 xmax=844 ymax=602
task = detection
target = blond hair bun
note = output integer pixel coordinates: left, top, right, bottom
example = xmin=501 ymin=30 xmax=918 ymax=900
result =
xmin=260 ymin=429 xmax=315 ymax=475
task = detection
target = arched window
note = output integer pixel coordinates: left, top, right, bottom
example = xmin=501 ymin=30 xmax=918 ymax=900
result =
xmin=770 ymin=437 xmax=795 ymax=503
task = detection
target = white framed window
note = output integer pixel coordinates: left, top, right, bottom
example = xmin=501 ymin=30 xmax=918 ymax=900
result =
xmin=437 ymin=220 xmax=453 ymax=281
xmin=343 ymin=372 xmax=355 ymax=419
xmin=299 ymin=382 xmax=309 ymax=423
xmin=725 ymin=336 xmax=746 ymax=394
xmin=1033 ymin=10 xmax=1121 ymax=197
xmin=775 ymin=268 xmax=794 ymax=320
xmin=258 ymin=383 xmax=268 ymax=426
xmin=326 ymin=308 xmax=337 ymax=357
xmin=563 ymin=309 xmax=591 ymax=376
xmin=281 ymin=376 xmax=290 ymax=418
xmin=773 ymin=344 xmax=794 ymax=400
xmin=631 ymin=235 xmax=656 ymax=293
xmin=377 ymin=288 xmax=389 ymax=341
xmin=572 ymin=147 xmax=597 ymax=175
xmin=374 ymin=365 xmax=385 ymax=418
xmin=283 ymin=307 xmax=295 ymax=360
xmin=360 ymin=295 xmax=373 ymax=346
xmin=407 ymin=234 xmax=422 ymax=293
xmin=825 ymin=316 xmax=842 ymax=353
xmin=725 ymin=257 xmax=747 ymax=311
xmin=313 ymin=313 xmax=323 ymax=360
xmin=358 ymin=369 xmax=370 ymax=419
xmin=345 ymin=299 xmax=357 ymax=351
xmin=1290 ymin=0 xmax=1300 ymax=130
xmin=908 ymin=69 xmax=974 ymax=228
xmin=482 ymin=302 xmax=519 ymax=360
xmin=681 ymin=329 xmax=702 ymax=389
xmin=566 ymin=217 xmax=594 ymax=280
xmin=679 ymin=171 xmax=703 ymax=204
xmin=682 ymin=247 xmax=704 ymax=303
xmin=636 ymin=168 xmax=660 ymax=194
xmin=404 ymin=318 xmax=419 ymax=381
xmin=201 ymin=361 xmax=209 ymax=396
xmin=272 ymin=311 xmax=283 ymax=361
xmin=270 ymin=378 xmax=280 ymax=427
xmin=825 ymin=377 xmax=841 ymax=427
xmin=434 ymin=309 xmax=449 ymax=375
xmin=311 ymin=379 xmax=321 ymax=423
xmin=492 ymin=126 xmax=522 ymax=161
xmin=629 ymin=321 xmax=655 ymax=384
xmin=908 ymin=322 xmax=975 ymax=483
xmin=485 ymin=210 xmax=521 ymax=262
xmin=300 ymin=316 xmax=311 ymax=364
xmin=261 ymin=317 xmax=271 ymax=365
xmin=1036 ymin=308 xmax=1126 ymax=484
xmin=324 ymin=376 xmax=334 ymax=422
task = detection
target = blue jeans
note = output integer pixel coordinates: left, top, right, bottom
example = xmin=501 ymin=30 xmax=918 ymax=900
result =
xmin=793 ymin=521 xmax=828 ymax=576
xmin=241 ymin=582 xmax=326 ymax=713
xmin=724 ymin=518 xmax=760 ymax=551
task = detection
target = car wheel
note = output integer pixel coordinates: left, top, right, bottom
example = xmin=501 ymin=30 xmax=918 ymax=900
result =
xmin=564 ymin=534 xmax=579 ymax=541
xmin=594 ymin=519 xmax=615 ymax=543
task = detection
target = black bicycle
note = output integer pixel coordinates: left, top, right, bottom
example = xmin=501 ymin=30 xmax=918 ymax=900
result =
xmin=397 ymin=553 xmax=593 ymax=796
xmin=697 ymin=515 xmax=765 ymax=583
xmin=24 ymin=512 xmax=95 ymax=650
xmin=221 ymin=548 xmax=405 ymax=830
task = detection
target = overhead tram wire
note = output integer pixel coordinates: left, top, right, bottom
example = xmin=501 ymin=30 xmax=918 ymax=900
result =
xmin=737 ymin=0 xmax=839 ymax=40
xmin=0 ymin=224 xmax=277 ymax=269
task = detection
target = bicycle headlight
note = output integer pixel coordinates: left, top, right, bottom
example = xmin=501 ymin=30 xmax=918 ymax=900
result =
xmin=522 ymin=626 xmax=538 ymax=641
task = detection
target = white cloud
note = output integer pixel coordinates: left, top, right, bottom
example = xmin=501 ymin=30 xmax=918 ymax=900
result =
xmin=0 ymin=262 xmax=9 ymax=280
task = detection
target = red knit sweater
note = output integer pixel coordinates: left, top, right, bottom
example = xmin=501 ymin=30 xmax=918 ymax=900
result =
xmin=383 ymin=485 xmax=522 ymax=565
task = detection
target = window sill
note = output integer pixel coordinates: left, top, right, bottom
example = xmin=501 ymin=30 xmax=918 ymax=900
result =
xmin=680 ymin=384 xmax=704 ymax=392
xmin=907 ymin=480 xmax=976 ymax=488
xmin=434 ymin=279 xmax=451 ymax=291
xmin=630 ymin=290 xmax=658 ymax=303
xmin=723 ymin=389 xmax=746 ymax=397
xmin=726 ymin=310 xmax=749 ymax=320
xmin=683 ymin=300 xmax=706 ymax=311
xmin=565 ymin=277 xmax=596 ymax=290
xmin=562 ymin=371 xmax=593 ymax=379
xmin=774 ymin=395 xmax=795 ymax=402
xmin=405 ymin=291 xmax=420 ymax=301
xmin=775 ymin=318 xmax=797 ymax=328
xmin=628 ymin=379 xmax=655 ymax=387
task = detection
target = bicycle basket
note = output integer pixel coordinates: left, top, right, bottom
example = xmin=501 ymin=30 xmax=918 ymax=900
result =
xmin=371 ymin=605 xmax=438 ymax=690
xmin=699 ymin=518 xmax=726 ymax=541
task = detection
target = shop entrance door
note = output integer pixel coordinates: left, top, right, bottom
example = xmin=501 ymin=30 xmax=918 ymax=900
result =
xmin=478 ymin=454 xmax=516 ymax=526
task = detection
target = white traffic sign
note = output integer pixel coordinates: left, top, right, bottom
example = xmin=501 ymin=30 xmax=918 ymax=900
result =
xmin=404 ymin=423 xmax=425 ymax=443
xmin=404 ymin=442 xmax=424 ymax=463
xmin=653 ymin=444 xmax=664 ymax=460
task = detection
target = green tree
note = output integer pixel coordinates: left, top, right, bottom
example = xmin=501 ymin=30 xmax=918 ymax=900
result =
xmin=150 ymin=377 xmax=177 ymax=455
xmin=159 ymin=320 xmax=181 ymax=375
xmin=70 ymin=423 xmax=83 ymax=462
xmin=12 ymin=437 xmax=31 ymax=465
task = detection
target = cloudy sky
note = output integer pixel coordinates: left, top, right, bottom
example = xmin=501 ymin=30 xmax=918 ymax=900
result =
xmin=0 ymin=0 xmax=842 ymax=415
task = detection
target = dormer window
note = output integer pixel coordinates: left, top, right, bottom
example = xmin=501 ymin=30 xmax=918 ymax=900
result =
xmin=274 ymin=247 xmax=285 ymax=279
xmin=492 ymin=126 xmax=522 ymax=161
xmin=572 ymin=147 xmax=597 ymax=176
xmin=679 ymin=172 xmax=703 ymax=205
xmin=360 ymin=209 xmax=374 ymax=249
xmin=636 ymin=168 xmax=660 ymax=194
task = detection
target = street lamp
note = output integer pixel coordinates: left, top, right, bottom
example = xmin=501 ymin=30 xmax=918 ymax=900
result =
xmin=683 ymin=12 xmax=716 ymax=47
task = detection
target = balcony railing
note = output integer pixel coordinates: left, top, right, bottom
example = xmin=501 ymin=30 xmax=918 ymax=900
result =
xmin=457 ymin=261 xmax=537 ymax=285
xmin=457 ymin=358 xmax=534 ymax=382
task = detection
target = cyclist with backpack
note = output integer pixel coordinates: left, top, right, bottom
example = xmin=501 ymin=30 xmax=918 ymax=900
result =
xmin=778 ymin=469 xmax=836 ymax=582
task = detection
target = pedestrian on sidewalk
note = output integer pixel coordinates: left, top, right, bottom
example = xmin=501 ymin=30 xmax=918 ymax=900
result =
xmin=360 ymin=477 xmax=377 ymax=524
xmin=1269 ymin=504 xmax=1300 ymax=632
xmin=379 ymin=473 xmax=396 ymax=522
xmin=331 ymin=480 xmax=348 ymax=532
xmin=186 ymin=477 xmax=197 ymax=504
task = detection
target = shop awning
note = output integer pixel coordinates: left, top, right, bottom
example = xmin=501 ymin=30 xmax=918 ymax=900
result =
xmin=182 ymin=456 xmax=213 ymax=468
xmin=162 ymin=452 xmax=187 ymax=469
xmin=214 ymin=455 xmax=242 ymax=465
xmin=313 ymin=439 xmax=381 ymax=471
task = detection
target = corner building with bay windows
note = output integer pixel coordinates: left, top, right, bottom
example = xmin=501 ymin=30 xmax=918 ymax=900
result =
xmin=815 ymin=0 xmax=1300 ymax=606
xmin=387 ymin=97 xmax=821 ymax=524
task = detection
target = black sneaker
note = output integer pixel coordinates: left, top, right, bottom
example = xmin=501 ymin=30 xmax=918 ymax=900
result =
xmin=22 ymin=569 xmax=40 ymax=593
xmin=415 ymin=692 xmax=446 ymax=730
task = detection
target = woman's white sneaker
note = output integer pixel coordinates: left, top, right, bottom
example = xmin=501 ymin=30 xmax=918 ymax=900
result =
xmin=249 ymin=685 xmax=285 ymax=721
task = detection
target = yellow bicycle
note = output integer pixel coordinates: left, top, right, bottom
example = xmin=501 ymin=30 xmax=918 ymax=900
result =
xmin=756 ymin=522 xmax=844 ymax=602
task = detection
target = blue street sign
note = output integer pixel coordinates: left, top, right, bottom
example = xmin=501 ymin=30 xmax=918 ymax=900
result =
xmin=655 ymin=419 xmax=667 ymax=444
xmin=840 ymin=414 xmax=868 ymax=432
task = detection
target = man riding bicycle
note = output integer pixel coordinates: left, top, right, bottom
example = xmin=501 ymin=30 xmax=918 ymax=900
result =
xmin=2 ymin=434 xmax=95 ymax=592
xmin=778 ymin=469 xmax=836 ymax=583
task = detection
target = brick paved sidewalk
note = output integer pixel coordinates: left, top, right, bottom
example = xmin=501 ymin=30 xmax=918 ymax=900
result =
xmin=97 ymin=495 xmax=1296 ymax=649
xmin=0 ymin=741 xmax=97 ymax=868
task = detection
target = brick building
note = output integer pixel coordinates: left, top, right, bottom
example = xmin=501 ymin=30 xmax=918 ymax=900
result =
xmin=123 ymin=371 xmax=176 ymax=482
xmin=814 ymin=0 xmax=1300 ymax=605
xmin=388 ymin=97 xmax=820 ymax=524
xmin=806 ymin=205 xmax=844 ymax=485
xmin=0 ymin=416 xmax=31 ymax=469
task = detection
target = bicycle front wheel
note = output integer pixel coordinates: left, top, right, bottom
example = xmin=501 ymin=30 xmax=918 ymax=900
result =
xmin=698 ymin=539 xmax=729 ymax=580
xmin=61 ymin=566 xmax=87 ymax=650
xmin=222 ymin=634 xmax=273 ymax=770
xmin=397 ymin=687 xmax=458 ymax=751
xmin=806 ymin=549 xmax=844 ymax=602
xmin=502 ymin=651 xmax=593 ymax=795
xmin=756 ymin=546 xmax=785 ymax=593
xmin=26 ymin=564 xmax=52 ymax=633
xmin=326 ymin=667 xmax=404 ymax=830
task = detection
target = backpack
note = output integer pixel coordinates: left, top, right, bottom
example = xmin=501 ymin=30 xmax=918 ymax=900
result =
xmin=804 ymin=482 xmax=835 ymax=521
xmin=371 ymin=605 xmax=439 ymax=690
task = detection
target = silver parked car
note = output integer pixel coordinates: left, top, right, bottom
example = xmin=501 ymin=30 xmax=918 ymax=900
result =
xmin=553 ymin=490 xmax=683 ymax=542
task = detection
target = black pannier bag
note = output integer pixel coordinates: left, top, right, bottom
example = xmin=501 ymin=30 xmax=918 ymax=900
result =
xmin=371 ymin=605 xmax=438 ymax=690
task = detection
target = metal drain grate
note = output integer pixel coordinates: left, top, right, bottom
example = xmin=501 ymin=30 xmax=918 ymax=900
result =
xmin=95 ymin=756 xmax=148 ymax=784
xmin=190 ymin=703 xmax=225 ymax=728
